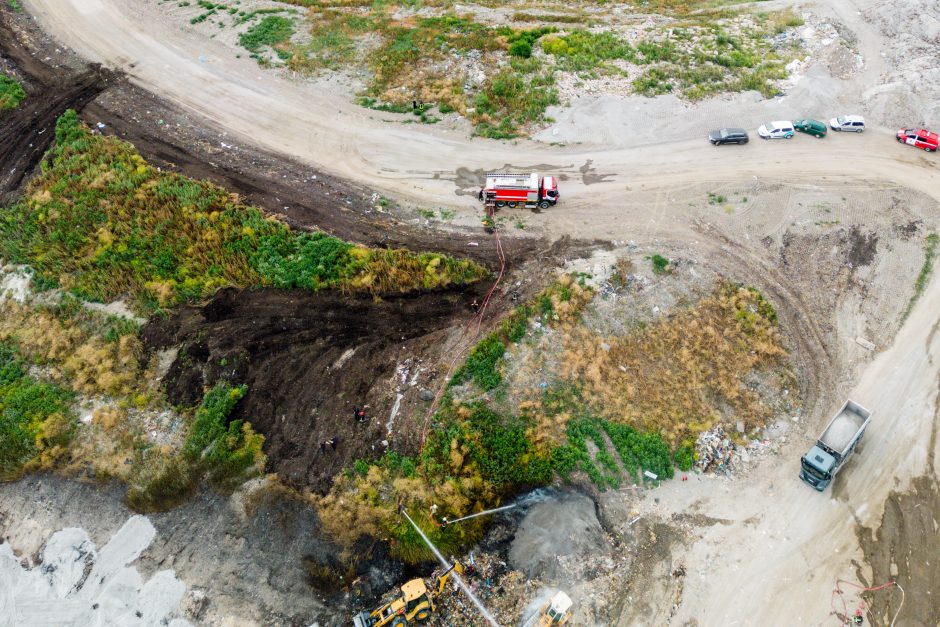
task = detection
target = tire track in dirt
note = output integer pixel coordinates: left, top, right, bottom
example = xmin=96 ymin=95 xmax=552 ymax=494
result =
xmin=694 ymin=221 xmax=837 ymax=417
xmin=0 ymin=16 xmax=114 ymax=203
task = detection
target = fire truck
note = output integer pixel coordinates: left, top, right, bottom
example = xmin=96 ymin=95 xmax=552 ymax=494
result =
xmin=479 ymin=172 xmax=559 ymax=211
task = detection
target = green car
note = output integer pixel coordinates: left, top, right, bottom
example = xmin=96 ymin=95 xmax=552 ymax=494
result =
xmin=794 ymin=119 xmax=827 ymax=138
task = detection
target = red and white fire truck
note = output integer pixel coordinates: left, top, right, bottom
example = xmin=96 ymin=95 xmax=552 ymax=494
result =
xmin=479 ymin=172 xmax=559 ymax=210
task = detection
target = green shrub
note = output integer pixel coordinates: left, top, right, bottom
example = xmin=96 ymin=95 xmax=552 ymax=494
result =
xmin=452 ymin=335 xmax=506 ymax=390
xmin=674 ymin=442 xmax=695 ymax=471
xmin=0 ymin=343 xmax=75 ymax=479
xmin=184 ymin=383 xmax=266 ymax=487
xmin=240 ymin=15 xmax=294 ymax=53
xmin=509 ymin=40 xmax=532 ymax=58
xmin=0 ymin=73 xmax=26 ymax=110
xmin=649 ymin=254 xmax=670 ymax=274
xmin=603 ymin=421 xmax=674 ymax=480
xmin=464 ymin=403 xmax=552 ymax=489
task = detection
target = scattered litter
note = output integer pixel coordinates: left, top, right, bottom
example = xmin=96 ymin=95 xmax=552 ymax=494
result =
xmin=855 ymin=336 xmax=875 ymax=351
xmin=694 ymin=425 xmax=778 ymax=477
xmin=96 ymin=122 xmax=106 ymax=130
xmin=643 ymin=470 xmax=658 ymax=480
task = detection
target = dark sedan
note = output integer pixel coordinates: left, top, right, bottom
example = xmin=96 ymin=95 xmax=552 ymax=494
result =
xmin=708 ymin=128 xmax=749 ymax=145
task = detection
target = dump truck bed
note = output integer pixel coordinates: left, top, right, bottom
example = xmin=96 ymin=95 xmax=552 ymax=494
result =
xmin=819 ymin=400 xmax=871 ymax=456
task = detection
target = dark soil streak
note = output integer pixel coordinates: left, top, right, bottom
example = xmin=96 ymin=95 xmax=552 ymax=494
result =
xmin=144 ymin=284 xmax=494 ymax=493
xmin=0 ymin=15 xmax=114 ymax=203
xmin=856 ymin=475 xmax=940 ymax=627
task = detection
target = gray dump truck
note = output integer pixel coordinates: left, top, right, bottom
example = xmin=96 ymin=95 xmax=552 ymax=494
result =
xmin=800 ymin=399 xmax=871 ymax=490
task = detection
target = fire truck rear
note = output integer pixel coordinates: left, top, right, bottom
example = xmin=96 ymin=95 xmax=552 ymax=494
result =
xmin=479 ymin=173 xmax=559 ymax=210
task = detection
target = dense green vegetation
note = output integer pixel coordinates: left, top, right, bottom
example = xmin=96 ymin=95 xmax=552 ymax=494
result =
xmin=184 ymin=382 xmax=265 ymax=487
xmin=239 ymin=14 xmax=295 ymax=57
xmin=0 ymin=72 xmax=26 ymax=110
xmin=0 ymin=111 xmax=486 ymax=312
xmin=126 ymin=382 xmax=265 ymax=510
xmin=0 ymin=343 xmax=75 ymax=480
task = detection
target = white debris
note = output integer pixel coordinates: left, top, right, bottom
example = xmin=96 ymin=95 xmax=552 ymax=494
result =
xmin=855 ymin=336 xmax=875 ymax=351
xmin=0 ymin=516 xmax=192 ymax=626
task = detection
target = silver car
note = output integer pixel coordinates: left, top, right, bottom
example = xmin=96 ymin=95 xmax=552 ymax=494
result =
xmin=829 ymin=115 xmax=865 ymax=132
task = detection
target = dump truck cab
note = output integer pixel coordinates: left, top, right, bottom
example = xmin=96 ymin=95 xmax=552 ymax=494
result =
xmin=800 ymin=445 xmax=836 ymax=489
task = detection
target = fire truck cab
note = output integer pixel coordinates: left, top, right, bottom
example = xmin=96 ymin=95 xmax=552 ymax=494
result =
xmin=480 ymin=172 xmax=559 ymax=210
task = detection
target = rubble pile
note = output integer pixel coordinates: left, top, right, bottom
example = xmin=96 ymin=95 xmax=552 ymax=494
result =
xmin=429 ymin=553 xmax=532 ymax=626
xmin=694 ymin=426 xmax=777 ymax=477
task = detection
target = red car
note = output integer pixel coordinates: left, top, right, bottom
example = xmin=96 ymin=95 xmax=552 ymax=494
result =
xmin=897 ymin=128 xmax=938 ymax=152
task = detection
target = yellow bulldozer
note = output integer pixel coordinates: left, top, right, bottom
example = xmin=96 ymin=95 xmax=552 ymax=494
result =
xmin=352 ymin=562 xmax=464 ymax=627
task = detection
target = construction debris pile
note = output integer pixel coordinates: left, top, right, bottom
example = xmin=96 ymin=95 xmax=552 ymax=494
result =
xmin=428 ymin=554 xmax=528 ymax=626
xmin=694 ymin=426 xmax=777 ymax=477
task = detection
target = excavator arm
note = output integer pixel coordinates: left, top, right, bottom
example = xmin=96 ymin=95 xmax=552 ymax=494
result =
xmin=435 ymin=561 xmax=464 ymax=596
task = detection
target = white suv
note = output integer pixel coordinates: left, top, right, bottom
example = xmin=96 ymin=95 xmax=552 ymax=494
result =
xmin=757 ymin=121 xmax=795 ymax=139
xmin=829 ymin=115 xmax=865 ymax=132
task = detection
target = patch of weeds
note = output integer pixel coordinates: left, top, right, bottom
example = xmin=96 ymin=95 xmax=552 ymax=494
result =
xmin=452 ymin=335 xmax=506 ymax=391
xmin=183 ymin=382 xmax=266 ymax=488
xmin=901 ymin=232 xmax=939 ymax=322
xmin=512 ymin=12 xmax=586 ymax=24
xmin=357 ymin=96 xmax=411 ymax=114
xmin=239 ymin=14 xmax=294 ymax=54
xmin=507 ymin=26 xmax=556 ymax=59
xmin=125 ymin=450 xmax=196 ymax=512
xmin=515 ymin=219 xmax=526 ymax=230
xmin=0 ymin=73 xmax=26 ymax=110
xmin=473 ymin=58 xmax=557 ymax=138
xmin=708 ymin=192 xmax=726 ymax=205
xmin=648 ymin=253 xmax=671 ymax=274
xmin=417 ymin=208 xmax=435 ymax=219
xmin=7 ymin=0 xmax=23 ymax=12
xmin=0 ymin=343 xmax=75 ymax=480
xmin=541 ymin=30 xmax=635 ymax=72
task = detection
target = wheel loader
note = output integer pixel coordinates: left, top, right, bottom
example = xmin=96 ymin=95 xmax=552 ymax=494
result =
xmin=534 ymin=591 xmax=572 ymax=626
xmin=352 ymin=562 xmax=464 ymax=627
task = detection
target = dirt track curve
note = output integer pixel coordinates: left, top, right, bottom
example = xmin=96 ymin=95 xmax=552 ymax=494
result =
xmin=14 ymin=0 xmax=940 ymax=624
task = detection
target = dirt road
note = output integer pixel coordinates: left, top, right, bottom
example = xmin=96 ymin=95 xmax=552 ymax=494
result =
xmin=21 ymin=0 xmax=940 ymax=238
xmin=14 ymin=0 xmax=940 ymax=624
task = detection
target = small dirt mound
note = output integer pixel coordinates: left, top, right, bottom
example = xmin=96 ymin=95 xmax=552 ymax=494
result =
xmin=508 ymin=490 xmax=610 ymax=582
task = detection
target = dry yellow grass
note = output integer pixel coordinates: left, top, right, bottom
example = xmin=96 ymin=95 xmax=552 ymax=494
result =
xmin=0 ymin=301 xmax=143 ymax=397
xmin=558 ymin=283 xmax=786 ymax=443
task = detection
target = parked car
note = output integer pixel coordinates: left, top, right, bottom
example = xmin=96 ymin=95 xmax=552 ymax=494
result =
xmin=794 ymin=119 xmax=827 ymax=138
xmin=896 ymin=128 xmax=938 ymax=152
xmin=757 ymin=121 xmax=795 ymax=139
xmin=829 ymin=115 xmax=865 ymax=132
xmin=708 ymin=128 xmax=749 ymax=145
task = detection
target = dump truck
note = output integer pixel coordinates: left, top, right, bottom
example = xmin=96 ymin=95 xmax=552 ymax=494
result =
xmin=479 ymin=172 xmax=559 ymax=210
xmin=800 ymin=399 xmax=871 ymax=491
xmin=352 ymin=562 xmax=464 ymax=627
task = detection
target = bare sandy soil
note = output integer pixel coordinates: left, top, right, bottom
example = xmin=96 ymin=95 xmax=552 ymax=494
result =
xmin=2 ymin=0 xmax=940 ymax=624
